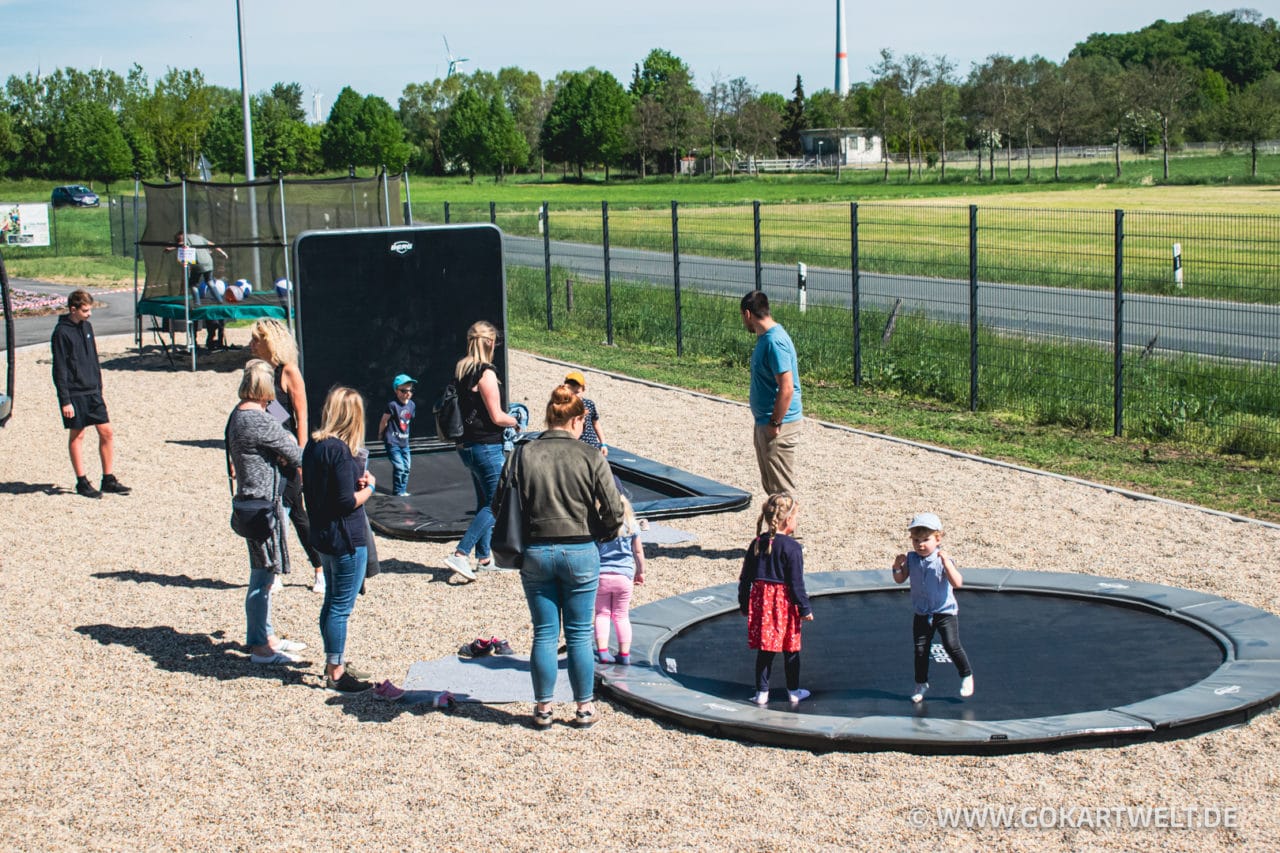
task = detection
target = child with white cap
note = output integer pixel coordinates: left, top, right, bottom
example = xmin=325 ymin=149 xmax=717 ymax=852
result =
xmin=378 ymin=374 xmax=417 ymax=497
xmin=891 ymin=512 xmax=974 ymax=703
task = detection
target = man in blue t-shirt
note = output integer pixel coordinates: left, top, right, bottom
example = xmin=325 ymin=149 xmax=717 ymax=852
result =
xmin=741 ymin=290 xmax=802 ymax=497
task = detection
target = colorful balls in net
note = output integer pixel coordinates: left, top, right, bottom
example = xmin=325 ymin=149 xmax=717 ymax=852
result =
xmin=226 ymin=279 xmax=252 ymax=302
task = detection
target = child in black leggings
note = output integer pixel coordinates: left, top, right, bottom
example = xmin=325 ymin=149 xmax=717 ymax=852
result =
xmin=738 ymin=493 xmax=814 ymax=707
xmin=891 ymin=512 xmax=974 ymax=703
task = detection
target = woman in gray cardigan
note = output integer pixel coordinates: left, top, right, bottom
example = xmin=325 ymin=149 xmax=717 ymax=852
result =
xmin=226 ymin=359 xmax=306 ymax=665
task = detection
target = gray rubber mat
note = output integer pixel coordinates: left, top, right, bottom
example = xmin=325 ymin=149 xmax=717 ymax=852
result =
xmin=404 ymin=653 xmax=575 ymax=703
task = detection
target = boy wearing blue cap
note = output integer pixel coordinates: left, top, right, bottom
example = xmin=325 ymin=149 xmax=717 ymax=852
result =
xmin=379 ymin=374 xmax=417 ymax=496
xmin=891 ymin=512 xmax=974 ymax=703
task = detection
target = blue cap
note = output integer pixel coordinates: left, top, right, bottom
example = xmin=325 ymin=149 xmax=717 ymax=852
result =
xmin=908 ymin=512 xmax=942 ymax=532
xmin=392 ymin=374 xmax=416 ymax=389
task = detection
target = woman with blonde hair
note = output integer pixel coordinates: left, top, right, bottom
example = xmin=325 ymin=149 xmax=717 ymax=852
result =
xmin=443 ymin=320 xmax=520 ymax=581
xmin=302 ymin=386 xmax=378 ymax=693
xmin=513 ymin=385 xmax=623 ymax=728
xmin=250 ymin=318 xmax=324 ymax=593
xmin=225 ymin=359 xmax=306 ymax=665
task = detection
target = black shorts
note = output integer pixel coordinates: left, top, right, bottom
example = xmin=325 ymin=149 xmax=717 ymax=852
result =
xmin=62 ymin=393 xmax=110 ymax=430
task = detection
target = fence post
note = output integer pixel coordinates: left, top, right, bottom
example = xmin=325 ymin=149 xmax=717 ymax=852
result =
xmin=672 ymin=200 xmax=683 ymax=358
xmin=968 ymin=204 xmax=979 ymax=413
xmin=753 ymin=200 xmax=762 ymax=290
xmin=1114 ymin=209 xmax=1125 ymax=437
xmin=851 ymin=202 xmax=861 ymax=384
xmin=602 ymin=201 xmax=614 ymax=346
xmin=444 ymin=201 xmax=450 ymax=224
xmin=489 ymin=201 xmax=496 ymax=225
xmin=542 ymin=201 xmax=553 ymax=331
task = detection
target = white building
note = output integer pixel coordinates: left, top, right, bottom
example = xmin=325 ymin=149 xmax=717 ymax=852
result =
xmin=800 ymin=128 xmax=883 ymax=167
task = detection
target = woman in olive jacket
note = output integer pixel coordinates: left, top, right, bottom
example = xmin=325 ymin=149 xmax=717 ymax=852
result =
xmin=515 ymin=385 xmax=622 ymax=730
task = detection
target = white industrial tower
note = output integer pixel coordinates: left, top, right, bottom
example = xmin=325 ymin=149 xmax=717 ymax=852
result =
xmin=834 ymin=0 xmax=849 ymax=96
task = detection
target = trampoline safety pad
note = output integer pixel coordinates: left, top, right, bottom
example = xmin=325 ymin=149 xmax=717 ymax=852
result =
xmin=598 ymin=569 xmax=1280 ymax=754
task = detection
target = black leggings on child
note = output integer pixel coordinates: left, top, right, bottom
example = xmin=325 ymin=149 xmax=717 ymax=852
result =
xmin=755 ymin=649 xmax=801 ymax=693
xmin=913 ymin=612 xmax=972 ymax=683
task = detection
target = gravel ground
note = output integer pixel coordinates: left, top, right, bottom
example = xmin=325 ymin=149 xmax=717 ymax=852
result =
xmin=1 ymin=327 xmax=1278 ymax=851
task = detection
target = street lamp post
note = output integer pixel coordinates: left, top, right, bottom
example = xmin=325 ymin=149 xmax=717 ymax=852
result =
xmin=817 ymin=139 xmax=824 ymax=168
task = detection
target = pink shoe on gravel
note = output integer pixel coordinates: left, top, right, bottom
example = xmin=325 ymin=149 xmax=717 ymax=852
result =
xmin=373 ymin=680 xmax=406 ymax=700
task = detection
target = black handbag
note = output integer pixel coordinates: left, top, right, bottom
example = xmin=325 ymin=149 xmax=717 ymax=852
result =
xmin=230 ymin=497 xmax=276 ymax=541
xmin=489 ymin=444 xmax=526 ymax=569
xmin=224 ymin=415 xmax=279 ymax=542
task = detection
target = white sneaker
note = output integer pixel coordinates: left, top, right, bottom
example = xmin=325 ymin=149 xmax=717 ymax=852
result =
xmin=788 ymin=688 xmax=811 ymax=705
xmin=960 ymin=675 xmax=975 ymax=698
xmin=250 ymin=650 xmax=301 ymax=664
xmin=275 ymin=638 xmax=307 ymax=653
xmin=445 ymin=553 xmax=477 ymax=581
xmin=911 ymin=682 xmax=929 ymax=703
xmin=753 ymin=691 xmax=770 ymax=706
xmin=311 ymin=573 xmax=326 ymax=594
xmin=270 ymin=574 xmax=283 ymax=593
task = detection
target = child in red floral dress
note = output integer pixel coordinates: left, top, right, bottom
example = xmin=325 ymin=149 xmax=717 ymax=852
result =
xmin=737 ymin=492 xmax=814 ymax=707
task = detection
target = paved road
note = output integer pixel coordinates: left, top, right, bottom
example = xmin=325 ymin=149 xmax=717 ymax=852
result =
xmin=506 ymin=234 xmax=1280 ymax=363
xmin=10 ymin=238 xmax=1278 ymax=365
xmin=9 ymin=279 xmax=138 ymax=349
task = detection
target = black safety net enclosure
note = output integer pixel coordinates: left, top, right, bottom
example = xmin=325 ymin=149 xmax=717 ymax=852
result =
xmin=134 ymin=173 xmax=404 ymax=366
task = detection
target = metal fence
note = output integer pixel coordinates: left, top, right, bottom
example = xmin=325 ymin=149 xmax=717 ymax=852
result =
xmin=415 ymin=198 xmax=1280 ymax=458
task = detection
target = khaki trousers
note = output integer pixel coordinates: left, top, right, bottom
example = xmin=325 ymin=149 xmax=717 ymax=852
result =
xmin=753 ymin=419 xmax=801 ymax=498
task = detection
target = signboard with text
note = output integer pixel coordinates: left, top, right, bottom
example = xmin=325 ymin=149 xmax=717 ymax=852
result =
xmin=0 ymin=203 xmax=51 ymax=247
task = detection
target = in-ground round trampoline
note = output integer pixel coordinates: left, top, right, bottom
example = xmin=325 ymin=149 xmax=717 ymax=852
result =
xmin=598 ymin=570 xmax=1280 ymax=754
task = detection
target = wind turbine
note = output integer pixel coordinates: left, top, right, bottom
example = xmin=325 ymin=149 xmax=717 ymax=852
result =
xmin=443 ymin=36 xmax=469 ymax=78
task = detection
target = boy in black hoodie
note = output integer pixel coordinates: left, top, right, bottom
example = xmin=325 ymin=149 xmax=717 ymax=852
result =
xmin=50 ymin=290 xmax=130 ymax=499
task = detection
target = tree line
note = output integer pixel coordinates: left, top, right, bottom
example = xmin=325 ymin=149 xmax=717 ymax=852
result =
xmin=1 ymin=9 xmax=1277 ymax=187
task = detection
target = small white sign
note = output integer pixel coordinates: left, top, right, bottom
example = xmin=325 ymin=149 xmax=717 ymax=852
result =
xmin=177 ymin=247 xmax=197 ymax=265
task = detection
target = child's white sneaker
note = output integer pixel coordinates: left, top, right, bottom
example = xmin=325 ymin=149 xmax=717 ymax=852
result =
xmin=788 ymin=688 xmax=811 ymax=706
xmin=960 ymin=675 xmax=975 ymax=698
xmin=270 ymin=573 xmax=283 ymax=593
xmin=753 ymin=691 xmax=769 ymax=706
xmin=911 ymin=682 xmax=929 ymax=703
xmin=312 ymin=573 xmax=326 ymax=594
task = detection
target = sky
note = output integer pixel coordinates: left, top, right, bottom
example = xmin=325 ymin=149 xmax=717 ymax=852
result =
xmin=2 ymin=1 xmax=1264 ymax=117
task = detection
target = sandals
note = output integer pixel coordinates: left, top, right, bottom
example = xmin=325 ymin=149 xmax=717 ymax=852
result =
xmin=533 ymin=705 xmax=554 ymax=729
xmin=573 ymin=707 xmax=598 ymax=729
xmin=458 ymin=638 xmax=493 ymax=658
xmin=458 ymin=637 xmax=515 ymax=658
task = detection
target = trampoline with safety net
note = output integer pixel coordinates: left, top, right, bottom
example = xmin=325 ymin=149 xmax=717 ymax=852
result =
xmin=132 ymin=172 xmax=406 ymax=368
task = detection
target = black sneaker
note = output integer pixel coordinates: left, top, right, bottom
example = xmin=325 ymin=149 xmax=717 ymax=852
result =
xmin=100 ymin=475 xmax=131 ymax=495
xmin=325 ymin=672 xmax=373 ymax=693
xmin=76 ymin=479 xmax=102 ymax=499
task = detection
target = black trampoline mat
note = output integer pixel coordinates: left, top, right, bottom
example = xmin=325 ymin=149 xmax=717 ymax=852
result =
xmin=365 ymin=441 xmax=750 ymax=541
xmin=661 ymin=589 xmax=1224 ymax=721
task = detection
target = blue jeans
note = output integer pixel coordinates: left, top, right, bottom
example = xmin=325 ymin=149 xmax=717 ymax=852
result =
xmin=387 ymin=443 xmax=411 ymax=495
xmin=521 ymin=542 xmax=600 ymax=703
xmin=456 ymin=442 xmax=506 ymax=560
xmin=245 ymin=567 xmax=275 ymax=647
xmin=319 ymin=547 xmax=367 ymax=666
